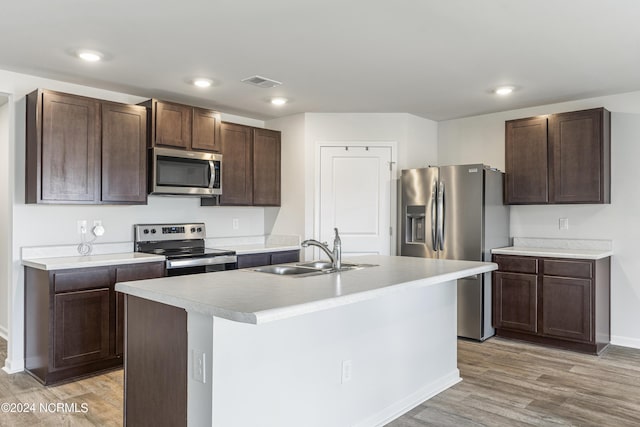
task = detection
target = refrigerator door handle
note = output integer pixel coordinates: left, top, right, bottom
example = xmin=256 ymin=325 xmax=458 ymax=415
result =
xmin=437 ymin=181 xmax=445 ymax=250
xmin=431 ymin=180 xmax=437 ymax=249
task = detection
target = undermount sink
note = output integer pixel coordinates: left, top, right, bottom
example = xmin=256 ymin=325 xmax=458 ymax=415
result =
xmin=252 ymin=265 xmax=319 ymax=276
xmin=253 ymin=261 xmax=377 ymax=277
xmin=297 ymin=261 xmax=358 ymax=270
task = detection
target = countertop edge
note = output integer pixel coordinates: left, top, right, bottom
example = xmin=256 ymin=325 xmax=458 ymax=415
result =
xmin=252 ymin=263 xmax=497 ymax=324
xmin=491 ymin=247 xmax=613 ymax=260
xmin=22 ymin=253 xmax=166 ymax=271
xmin=115 ymin=262 xmax=497 ymax=325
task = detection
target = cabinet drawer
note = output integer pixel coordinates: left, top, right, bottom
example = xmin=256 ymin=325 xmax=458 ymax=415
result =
xmin=494 ymin=255 xmax=538 ymax=274
xmin=543 ymin=259 xmax=592 ymax=279
xmin=237 ymin=253 xmax=271 ymax=269
xmin=271 ymin=250 xmax=300 ymax=265
xmin=53 ymin=268 xmax=112 ymax=293
xmin=115 ymin=262 xmax=165 ymax=282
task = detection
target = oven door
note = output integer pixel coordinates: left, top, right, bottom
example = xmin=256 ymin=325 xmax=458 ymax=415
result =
xmin=151 ymin=147 xmax=222 ymax=196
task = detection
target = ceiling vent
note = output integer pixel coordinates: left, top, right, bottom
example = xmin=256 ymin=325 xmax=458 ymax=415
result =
xmin=241 ymin=75 xmax=282 ymax=88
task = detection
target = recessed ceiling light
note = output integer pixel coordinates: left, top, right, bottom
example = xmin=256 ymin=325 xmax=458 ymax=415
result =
xmin=193 ymin=78 xmax=213 ymax=88
xmin=270 ymin=97 xmax=288 ymax=106
xmin=495 ymin=86 xmax=515 ymax=96
xmin=77 ymin=50 xmax=103 ymax=62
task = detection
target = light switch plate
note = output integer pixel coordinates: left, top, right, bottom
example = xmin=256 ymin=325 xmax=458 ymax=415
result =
xmin=559 ymin=218 xmax=569 ymax=230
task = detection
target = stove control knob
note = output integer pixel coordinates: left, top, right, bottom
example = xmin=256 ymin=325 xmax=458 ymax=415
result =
xmin=191 ymin=227 xmax=196 ymax=233
xmin=197 ymin=227 xmax=203 ymax=232
xmin=151 ymin=229 xmax=156 ymax=234
xmin=143 ymin=229 xmax=149 ymax=234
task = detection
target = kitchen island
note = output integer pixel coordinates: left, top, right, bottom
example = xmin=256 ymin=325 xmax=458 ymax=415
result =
xmin=115 ymin=255 xmax=497 ymax=427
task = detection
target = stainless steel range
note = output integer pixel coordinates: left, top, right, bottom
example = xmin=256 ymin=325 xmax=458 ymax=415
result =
xmin=134 ymin=223 xmax=237 ymax=276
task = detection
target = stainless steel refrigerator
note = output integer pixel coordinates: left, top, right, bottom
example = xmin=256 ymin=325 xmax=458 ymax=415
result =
xmin=400 ymin=164 xmax=510 ymax=341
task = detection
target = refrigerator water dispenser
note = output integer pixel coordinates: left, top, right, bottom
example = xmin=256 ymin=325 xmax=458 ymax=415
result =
xmin=405 ymin=205 xmax=426 ymax=243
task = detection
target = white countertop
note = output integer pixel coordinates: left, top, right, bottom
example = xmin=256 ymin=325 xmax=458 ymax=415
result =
xmin=115 ymin=255 xmax=497 ymax=325
xmin=492 ymin=246 xmax=613 ymax=260
xmin=22 ymin=252 xmax=166 ymax=270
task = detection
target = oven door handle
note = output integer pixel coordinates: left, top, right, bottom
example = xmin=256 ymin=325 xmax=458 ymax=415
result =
xmin=166 ymin=255 xmax=237 ymax=269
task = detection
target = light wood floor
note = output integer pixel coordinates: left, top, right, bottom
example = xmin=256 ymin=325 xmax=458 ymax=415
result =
xmin=1 ymin=337 xmax=640 ymax=426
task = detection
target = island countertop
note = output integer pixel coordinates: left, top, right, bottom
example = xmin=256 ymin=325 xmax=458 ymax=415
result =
xmin=115 ymin=255 xmax=497 ymax=325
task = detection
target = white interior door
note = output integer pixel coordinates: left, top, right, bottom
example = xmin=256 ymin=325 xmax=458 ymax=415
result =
xmin=319 ymin=145 xmax=393 ymax=257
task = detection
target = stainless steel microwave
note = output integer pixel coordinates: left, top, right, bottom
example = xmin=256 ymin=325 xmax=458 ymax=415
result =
xmin=150 ymin=147 xmax=222 ymax=196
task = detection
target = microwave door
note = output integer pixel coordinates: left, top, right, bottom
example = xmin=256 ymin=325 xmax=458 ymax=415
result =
xmin=154 ymin=156 xmax=213 ymax=195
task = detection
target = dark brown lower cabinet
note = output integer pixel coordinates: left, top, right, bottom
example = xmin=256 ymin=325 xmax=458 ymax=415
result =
xmin=236 ymin=249 xmax=300 ymax=269
xmin=493 ymin=272 xmax=538 ymax=333
xmin=53 ymin=288 xmax=111 ymax=368
xmin=492 ymin=254 xmax=610 ymax=354
xmin=124 ymin=295 xmax=187 ymax=427
xmin=24 ymin=261 xmax=164 ymax=385
xmin=542 ymin=276 xmax=591 ymax=341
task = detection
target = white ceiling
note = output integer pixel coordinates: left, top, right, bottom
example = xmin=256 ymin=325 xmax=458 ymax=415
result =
xmin=1 ymin=0 xmax=639 ymax=121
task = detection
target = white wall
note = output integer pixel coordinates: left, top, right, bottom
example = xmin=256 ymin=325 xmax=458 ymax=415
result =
xmin=0 ymin=69 xmax=267 ymax=371
xmin=264 ymin=114 xmax=306 ymax=239
xmin=302 ymin=113 xmax=438 ymax=254
xmin=438 ymin=90 xmax=640 ymax=348
xmin=0 ymin=98 xmax=9 ymax=339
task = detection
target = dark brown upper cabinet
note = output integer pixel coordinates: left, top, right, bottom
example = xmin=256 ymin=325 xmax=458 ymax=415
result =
xmin=505 ymin=117 xmax=548 ymax=204
xmin=219 ymin=122 xmax=253 ymax=205
xmin=192 ymin=107 xmax=222 ymax=152
xmin=143 ymin=99 xmax=221 ymax=152
xmin=26 ymin=90 xmax=100 ymax=203
xmin=548 ymin=109 xmax=610 ymax=203
xmin=253 ymin=128 xmax=281 ymax=206
xmin=213 ymin=123 xmax=281 ymax=207
xmin=505 ymin=107 xmax=610 ymax=205
xmin=101 ymin=102 xmax=148 ymax=203
xmin=26 ymin=89 xmax=147 ymax=205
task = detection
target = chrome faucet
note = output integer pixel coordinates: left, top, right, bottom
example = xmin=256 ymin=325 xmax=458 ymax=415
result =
xmin=301 ymin=228 xmax=342 ymax=270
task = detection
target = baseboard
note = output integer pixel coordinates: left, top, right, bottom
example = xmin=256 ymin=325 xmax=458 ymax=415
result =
xmin=611 ymin=335 xmax=640 ymax=350
xmin=356 ymin=369 xmax=462 ymax=427
xmin=3 ymin=357 xmax=24 ymax=374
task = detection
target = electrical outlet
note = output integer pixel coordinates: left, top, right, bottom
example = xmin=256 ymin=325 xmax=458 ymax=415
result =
xmin=77 ymin=220 xmax=87 ymax=235
xmin=193 ymin=350 xmax=206 ymax=384
xmin=341 ymin=360 xmax=352 ymax=384
xmin=559 ymin=218 xmax=569 ymax=230
xmin=232 ymin=218 xmax=239 ymax=230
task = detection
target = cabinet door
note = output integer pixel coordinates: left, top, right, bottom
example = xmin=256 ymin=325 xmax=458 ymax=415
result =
xmin=493 ymin=272 xmax=538 ymax=332
xmin=549 ymin=108 xmax=609 ymax=203
xmin=253 ymin=129 xmax=281 ymax=206
xmin=542 ymin=276 xmax=592 ymax=342
xmin=40 ymin=91 xmax=100 ymax=202
xmin=505 ymin=117 xmax=548 ymax=204
xmin=155 ymin=101 xmax=192 ymax=149
xmin=220 ymin=122 xmax=253 ymax=205
xmin=54 ymin=288 xmax=111 ymax=368
xmin=114 ymin=263 xmax=165 ymax=356
xmin=101 ymin=102 xmax=148 ymax=203
xmin=192 ymin=107 xmax=221 ymax=152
